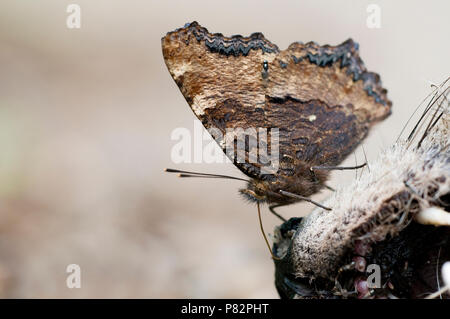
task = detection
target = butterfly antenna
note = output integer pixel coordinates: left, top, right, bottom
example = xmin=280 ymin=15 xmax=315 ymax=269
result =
xmin=280 ymin=190 xmax=332 ymax=211
xmin=257 ymin=202 xmax=281 ymax=261
xmin=178 ymin=174 xmax=248 ymax=182
xmin=165 ymin=168 xmax=249 ymax=182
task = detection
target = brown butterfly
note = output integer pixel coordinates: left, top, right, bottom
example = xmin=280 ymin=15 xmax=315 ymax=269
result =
xmin=162 ymin=22 xmax=391 ymax=221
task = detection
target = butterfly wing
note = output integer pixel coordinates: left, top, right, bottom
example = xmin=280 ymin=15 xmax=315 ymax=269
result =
xmin=162 ymin=22 xmax=278 ymax=178
xmin=265 ymin=39 xmax=392 ymax=169
xmin=162 ymin=22 xmax=391 ymax=179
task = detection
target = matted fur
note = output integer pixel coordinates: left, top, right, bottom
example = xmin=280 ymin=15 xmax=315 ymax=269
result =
xmin=275 ymin=79 xmax=450 ymax=296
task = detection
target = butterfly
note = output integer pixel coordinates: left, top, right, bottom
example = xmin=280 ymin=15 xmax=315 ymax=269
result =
xmin=162 ymin=21 xmax=391 ymax=222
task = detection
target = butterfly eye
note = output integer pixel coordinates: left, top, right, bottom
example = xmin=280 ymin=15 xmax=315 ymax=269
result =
xmin=263 ymin=60 xmax=269 ymax=71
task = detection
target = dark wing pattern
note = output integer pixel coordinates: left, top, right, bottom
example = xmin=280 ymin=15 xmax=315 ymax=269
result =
xmin=162 ymin=22 xmax=391 ymax=180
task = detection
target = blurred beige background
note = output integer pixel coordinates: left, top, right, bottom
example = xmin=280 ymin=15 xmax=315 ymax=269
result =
xmin=0 ymin=0 xmax=448 ymax=298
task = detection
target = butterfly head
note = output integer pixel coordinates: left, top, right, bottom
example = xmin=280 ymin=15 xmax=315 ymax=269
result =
xmin=239 ymin=178 xmax=288 ymax=204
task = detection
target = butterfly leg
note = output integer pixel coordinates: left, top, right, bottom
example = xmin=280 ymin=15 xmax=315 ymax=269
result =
xmin=309 ymin=163 xmax=367 ymax=189
xmin=310 ymin=162 xmax=367 ymax=172
xmin=269 ymin=204 xmax=288 ymax=222
xmin=279 ymin=190 xmax=331 ymax=211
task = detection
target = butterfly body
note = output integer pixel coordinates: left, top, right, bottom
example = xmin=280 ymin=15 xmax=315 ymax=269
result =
xmin=162 ymin=22 xmax=391 ymax=207
xmin=240 ymin=163 xmax=329 ymax=205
